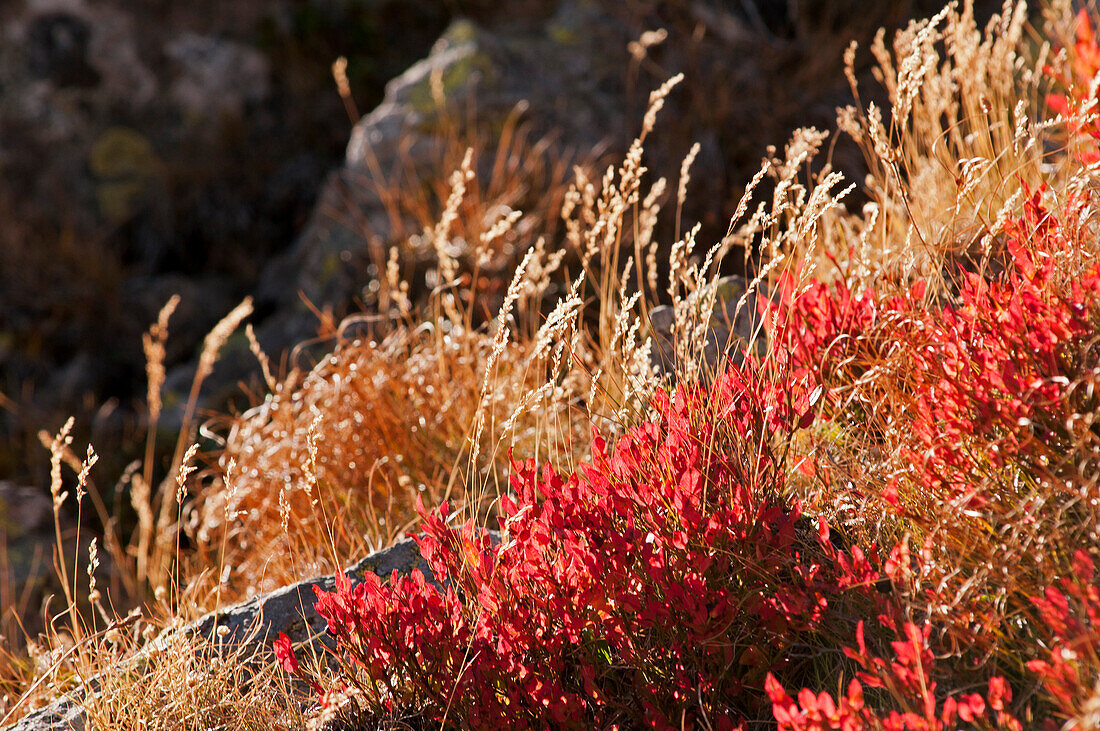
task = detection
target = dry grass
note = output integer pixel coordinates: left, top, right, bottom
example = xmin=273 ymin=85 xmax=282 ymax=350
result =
xmin=81 ymin=623 xmax=307 ymax=731
xmin=821 ymin=0 xmax=1048 ymax=292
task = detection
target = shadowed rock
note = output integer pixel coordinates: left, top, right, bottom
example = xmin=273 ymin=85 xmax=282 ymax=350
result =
xmin=186 ymin=536 xmax=440 ymax=650
xmin=648 ymin=275 xmax=772 ymax=377
xmin=2 ymin=534 xmax=471 ymax=731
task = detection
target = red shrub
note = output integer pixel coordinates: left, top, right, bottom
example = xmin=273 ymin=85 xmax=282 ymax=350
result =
xmin=765 ymin=620 xmax=1021 ymax=730
xmin=269 ymin=161 xmax=1100 ymax=725
xmin=774 ymin=187 xmax=1100 ymax=515
xmin=763 ymin=552 xmax=1099 ymax=730
xmin=274 ymin=356 xmax=883 ymax=727
xmin=1026 ymin=550 xmax=1100 ymax=724
xmin=1046 ymin=9 xmax=1100 ymax=163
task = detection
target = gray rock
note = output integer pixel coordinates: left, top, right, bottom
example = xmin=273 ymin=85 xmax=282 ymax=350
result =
xmin=0 ymin=483 xmax=62 ymax=613
xmin=165 ymin=33 xmax=271 ymax=122
xmin=185 ymin=536 xmax=440 ymax=651
xmin=251 ymin=4 xmax=630 ymax=359
xmin=0 ymin=483 xmax=53 ymax=536
xmin=5 ymin=699 xmax=84 ymax=731
xmin=648 ymin=275 xmax=771 ymax=377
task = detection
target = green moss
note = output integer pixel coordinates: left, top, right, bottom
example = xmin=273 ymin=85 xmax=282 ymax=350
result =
xmin=317 ymin=250 xmax=344 ymax=290
xmin=0 ymin=500 xmax=22 ymax=540
xmin=547 ymin=21 xmax=580 ymax=45
xmin=95 ymin=179 xmax=149 ymax=223
xmin=161 ymin=387 xmax=183 ymax=410
xmin=89 ymin=127 xmax=162 ymax=222
xmin=406 ymin=49 xmax=493 ymax=117
xmin=217 ymin=329 xmax=253 ymax=363
xmin=714 ymin=277 xmax=748 ymax=305
xmin=442 ymin=18 xmax=478 ymax=45
xmin=89 ymin=127 xmax=159 ymax=179
xmin=403 ymin=20 xmax=493 ymax=118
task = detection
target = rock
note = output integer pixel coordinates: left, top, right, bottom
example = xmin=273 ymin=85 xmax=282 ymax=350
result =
xmin=185 ymin=536 xmax=442 ymax=650
xmin=5 ymin=699 xmax=84 ymax=731
xmin=0 ymin=482 xmax=57 ymax=593
xmin=0 ymin=482 xmax=53 ymax=537
xmin=346 ymin=20 xmax=493 ymax=169
xmin=26 ymin=12 xmax=98 ymax=88
xmin=647 ymin=275 xmax=771 ymax=377
xmin=165 ymin=33 xmax=271 ymax=123
xmin=1 ymin=534 xmax=496 ymax=731
xmin=254 ymin=4 xmax=630 ymax=358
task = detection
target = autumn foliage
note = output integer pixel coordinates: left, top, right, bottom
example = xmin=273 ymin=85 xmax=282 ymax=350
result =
xmin=276 ymin=355 xmax=883 ymax=727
